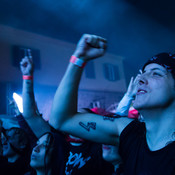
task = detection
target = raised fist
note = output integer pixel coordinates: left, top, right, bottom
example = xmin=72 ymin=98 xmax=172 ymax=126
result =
xmin=73 ymin=34 xmax=107 ymax=61
xmin=20 ymin=56 xmax=34 ymax=75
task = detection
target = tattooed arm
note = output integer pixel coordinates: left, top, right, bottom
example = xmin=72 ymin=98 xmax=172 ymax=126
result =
xmin=49 ymin=34 xmax=132 ymax=145
xmin=20 ymin=56 xmax=50 ymax=138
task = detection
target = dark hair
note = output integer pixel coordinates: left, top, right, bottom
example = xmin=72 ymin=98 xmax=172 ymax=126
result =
xmin=142 ymin=52 xmax=175 ymax=79
xmin=44 ymin=133 xmax=54 ymax=175
xmin=39 ymin=132 xmax=67 ymax=175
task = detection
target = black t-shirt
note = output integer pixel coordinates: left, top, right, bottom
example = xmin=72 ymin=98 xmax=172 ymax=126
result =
xmin=0 ymin=156 xmax=31 ymax=175
xmin=50 ymin=127 xmax=68 ymax=175
xmin=65 ymin=141 xmax=114 ymax=175
xmin=119 ymin=119 xmax=175 ymax=175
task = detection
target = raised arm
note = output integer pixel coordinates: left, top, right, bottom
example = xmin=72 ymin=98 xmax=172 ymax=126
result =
xmin=20 ymin=56 xmax=50 ymax=138
xmin=116 ymin=76 xmax=140 ymax=116
xmin=49 ymin=34 xmax=132 ymax=145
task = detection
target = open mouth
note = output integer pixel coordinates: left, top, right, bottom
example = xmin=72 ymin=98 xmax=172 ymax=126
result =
xmin=137 ymin=89 xmax=147 ymax=95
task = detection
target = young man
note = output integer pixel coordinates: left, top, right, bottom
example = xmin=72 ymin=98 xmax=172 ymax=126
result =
xmin=49 ymin=34 xmax=175 ymax=174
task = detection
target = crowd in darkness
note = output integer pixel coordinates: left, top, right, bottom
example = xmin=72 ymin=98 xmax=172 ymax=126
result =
xmin=0 ymin=34 xmax=175 ymax=175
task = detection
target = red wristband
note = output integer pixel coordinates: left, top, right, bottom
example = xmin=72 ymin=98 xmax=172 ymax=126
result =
xmin=70 ymin=55 xmax=86 ymax=68
xmin=23 ymin=75 xmax=33 ymax=80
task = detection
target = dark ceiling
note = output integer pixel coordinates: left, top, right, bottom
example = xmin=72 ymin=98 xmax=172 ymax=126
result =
xmin=1 ymin=0 xmax=175 ymax=81
xmin=126 ymin=0 xmax=175 ymax=29
xmin=1 ymin=0 xmax=175 ymax=42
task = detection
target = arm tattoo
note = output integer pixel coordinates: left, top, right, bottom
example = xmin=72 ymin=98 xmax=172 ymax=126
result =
xmin=103 ymin=116 xmax=115 ymax=121
xmin=103 ymin=114 xmax=122 ymax=122
xmin=79 ymin=122 xmax=96 ymax=132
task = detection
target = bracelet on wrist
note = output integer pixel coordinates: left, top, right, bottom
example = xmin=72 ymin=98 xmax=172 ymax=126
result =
xmin=70 ymin=55 xmax=86 ymax=68
xmin=23 ymin=75 xmax=33 ymax=80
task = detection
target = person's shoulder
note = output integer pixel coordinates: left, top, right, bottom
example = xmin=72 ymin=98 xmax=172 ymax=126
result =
xmin=120 ymin=119 xmax=145 ymax=138
xmin=114 ymin=116 xmax=135 ymax=136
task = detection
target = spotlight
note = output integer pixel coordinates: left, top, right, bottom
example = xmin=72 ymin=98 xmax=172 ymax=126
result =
xmin=13 ymin=93 xmax=23 ymax=113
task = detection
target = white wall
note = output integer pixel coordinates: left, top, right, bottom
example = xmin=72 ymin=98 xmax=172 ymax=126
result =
xmin=0 ymin=25 xmax=126 ymax=92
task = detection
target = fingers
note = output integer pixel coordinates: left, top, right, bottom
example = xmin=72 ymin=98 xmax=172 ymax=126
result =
xmin=129 ymin=72 xmax=143 ymax=91
xmin=129 ymin=76 xmax=139 ymax=88
xmin=134 ymin=75 xmax=140 ymax=84
xmin=84 ymin=34 xmax=107 ymax=49
xmin=127 ymin=77 xmax=134 ymax=89
xmin=134 ymin=73 xmax=142 ymax=85
xmin=20 ymin=57 xmax=28 ymax=65
xmin=129 ymin=77 xmax=134 ymax=84
xmin=19 ymin=56 xmax=34 ymax=75
xmin=126 ymin=75 xmax=140 ymax=97
xmin=20 ymin=56 xmax=33 ymax=67
xmin=74 ymin=34 xmax=107 ymax=60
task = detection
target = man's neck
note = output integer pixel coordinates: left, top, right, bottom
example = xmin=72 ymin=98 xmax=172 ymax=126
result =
xmin=36 ymin=169 xmax=51 ymax=175
xmin=36 ymin=171 xmax=45 ymax=175
xmin=141 ymin=106 xmax=175 ymax=151
xmin=36 ymin=171 xmax=44 ymax=175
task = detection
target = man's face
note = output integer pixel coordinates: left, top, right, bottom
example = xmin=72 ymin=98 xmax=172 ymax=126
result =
xmin=133 ymin=63 xmax=175 ymax=110
xmin=30 ymin=133 xmax=52 ymax=170
xmin=1 ymin=133 xmax=16 ymax=158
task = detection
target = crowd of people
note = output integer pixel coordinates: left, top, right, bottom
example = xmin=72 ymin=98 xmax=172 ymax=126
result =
xmin=0 ymin=33 xmax=175 ymax=174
